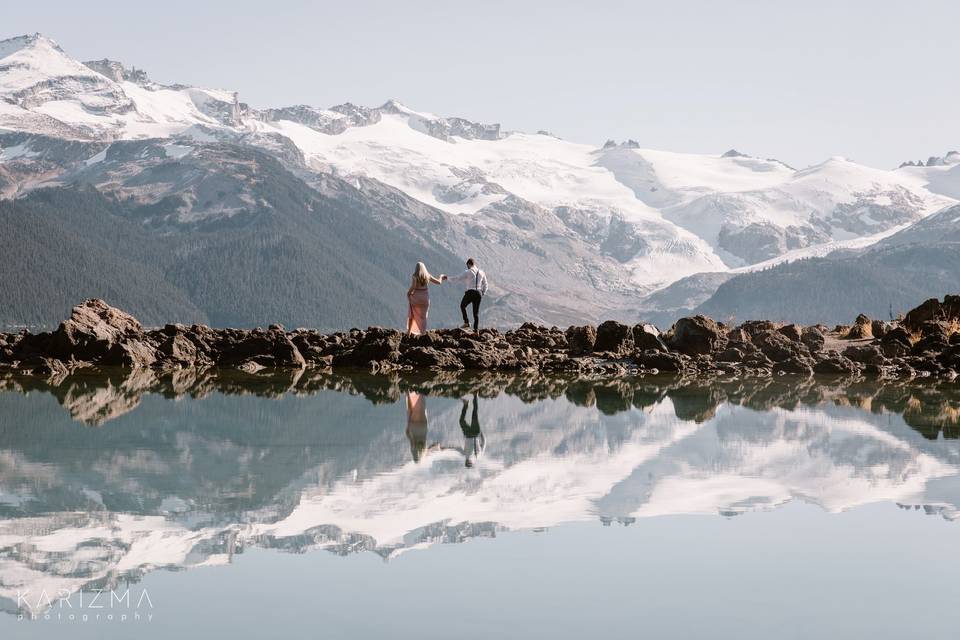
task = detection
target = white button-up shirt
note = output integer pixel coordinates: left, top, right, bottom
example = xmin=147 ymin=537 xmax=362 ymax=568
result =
xmin=449 ymin=267 xmax=488 ymax=294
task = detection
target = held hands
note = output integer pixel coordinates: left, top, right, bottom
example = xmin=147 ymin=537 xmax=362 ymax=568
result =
xmin=440 ymin=274 xmax=448 ymax=282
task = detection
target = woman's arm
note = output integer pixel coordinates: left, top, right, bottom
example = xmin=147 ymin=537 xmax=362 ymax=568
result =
xmin=429 ymin=274 xmax=444 ymax=285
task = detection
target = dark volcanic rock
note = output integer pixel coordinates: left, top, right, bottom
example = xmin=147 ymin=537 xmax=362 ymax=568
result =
xmin=594 ymin=321 xmax=633 ymax=354
xmin=159 ymin=333 xmax=199 ymax=366
xmin=716 ymin=342 xmax=759 ymax=362
xmin=667 ymin=316 xmax=726 ymax=356
xmin=880 ymin=326 xmax=912 ymax=355
xmin=633 ymin=324 xmax=668 ymax=352
xmin=813 ymin=354 xmax=859 ymax=375
xmin=333 ymin=327 xmax=401 ymax=367
xmin=635 ymin=350 xmax=686 ymax=373
xmin=400 ymin=346 xmax=464 ymax=370
xmin=903 ymin=295 xmax=960 ymax=330
xmin=565 ymin=325 xmax=597 ymax=355
xmin=738 ymin=320 xmax=779 ymax=340
xmin=219 ymin=331 xmax=306 ymax=369
xmin=842 ymin=344 xmax=886 ymax=366
xmin=753 ymin=330 xmax=805 ymax=362
xmin=102 ymin=339 xmax=157 ymax=368
xmin=5 ymin=296 xmax=958 ymax=380
xmin=845 ymin=314 xmax=873 ymax=339
xmin=777 ymin=324 xmax=803 ymax=342
xmin=801 ymin=326 xmax=826 ymax=352
xmin=871 ymin=319 xmax=889 ymax=339
xmin=772 ymin=356 xmax=814 ymax=377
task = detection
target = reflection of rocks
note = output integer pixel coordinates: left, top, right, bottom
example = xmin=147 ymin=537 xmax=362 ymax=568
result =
xmin=4 ymin=297 xmax=960 ymax=381
xmin=3 ymin=364 xmax=960 ymax=438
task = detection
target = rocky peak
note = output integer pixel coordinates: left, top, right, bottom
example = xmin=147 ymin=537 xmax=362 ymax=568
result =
xmin=601 ymin=139 xmax=640 ymax=150
xmin=379 ymin=99 xmax=502 ymax=142
xmin=0 ymin=33 xmax=62 ymax=58
xmin=722 ymin=149 xmax=748 ymax=158
xmin=83 ymin=58 xmax=151 ymax=85
xmin=260 ymin=102 xmax=381 ymax=135
xmin=898 ymin=151 xmax=960 ymax=168
xmin=329 ymin=102 xmax=379 ymax=122
xmin=378 ymin=98 xmax=410 ymax=114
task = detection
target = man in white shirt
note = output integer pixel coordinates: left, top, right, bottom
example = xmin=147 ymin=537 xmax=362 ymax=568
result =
xmin=446 ymin=257 xmax=488 ymax=331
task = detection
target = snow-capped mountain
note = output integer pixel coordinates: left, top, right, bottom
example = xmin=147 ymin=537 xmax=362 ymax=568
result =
xmin=1 ymin=32 xmax=958 ymax=326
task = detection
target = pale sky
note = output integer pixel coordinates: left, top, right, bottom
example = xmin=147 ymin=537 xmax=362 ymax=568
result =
xmin=5 ymin=0 xmax=958 ymax=168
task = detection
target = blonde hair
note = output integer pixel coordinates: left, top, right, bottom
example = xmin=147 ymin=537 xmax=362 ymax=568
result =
xmin=412 ymin=262 xmax=431 ymax=288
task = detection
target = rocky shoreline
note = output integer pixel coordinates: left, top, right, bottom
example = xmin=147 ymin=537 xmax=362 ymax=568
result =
xmin=2 ymin=296 xmax=960 ymax=381
xmin=2 ymin=365 xmax=958 ymax=429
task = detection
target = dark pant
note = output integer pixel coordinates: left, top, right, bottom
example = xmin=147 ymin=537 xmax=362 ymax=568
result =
xmin=460 ymin=395 xmax=480 ymax=438
xmin=460 ymin=289 xmax=482 ymax=330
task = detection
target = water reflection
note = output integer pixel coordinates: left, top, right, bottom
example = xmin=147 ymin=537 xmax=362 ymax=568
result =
xmin=458 ymin=394 xmax=485 ymax=468
xmin=405 ymin=391 xmax=429 ymax=462
xmin=1 ymin=369 xmax=960 ymax=616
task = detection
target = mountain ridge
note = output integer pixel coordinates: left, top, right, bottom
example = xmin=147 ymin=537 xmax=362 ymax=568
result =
xmin=1 ymin=32 xmax=959 ymax=328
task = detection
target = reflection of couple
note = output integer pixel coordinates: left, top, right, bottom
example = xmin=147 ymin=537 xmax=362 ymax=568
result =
xmin=407 ymin=258 xmax=489 ymax=335
xmin=405 ymin=392 xmax=485 ymax=467
xmin=458 ymin=394 xmax=486 ymax=468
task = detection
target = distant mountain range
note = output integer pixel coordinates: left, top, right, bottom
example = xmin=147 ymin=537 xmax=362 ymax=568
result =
xmin=1 ymin=33 xmax=958 ymax=328
xmin=694 ymin=204 xmax=960 ymax=324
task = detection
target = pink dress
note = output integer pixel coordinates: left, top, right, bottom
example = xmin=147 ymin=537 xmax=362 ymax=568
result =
xmin=405 ymin=392 xmax=428 ymax=462
xmin=408 ymin=286 xmax=430 ymax=335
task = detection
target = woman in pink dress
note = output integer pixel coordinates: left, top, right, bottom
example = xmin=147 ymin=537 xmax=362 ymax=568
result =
xmin=407 ymin=262 xmax=446 ymax=335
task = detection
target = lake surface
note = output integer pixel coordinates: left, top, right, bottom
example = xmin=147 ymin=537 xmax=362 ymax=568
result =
xmin=1 ymin=370 xmax=960 ymax=639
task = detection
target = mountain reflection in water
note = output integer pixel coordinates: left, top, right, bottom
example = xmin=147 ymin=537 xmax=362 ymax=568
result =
xmin=1 ymin=369 xmax=959 ymax=616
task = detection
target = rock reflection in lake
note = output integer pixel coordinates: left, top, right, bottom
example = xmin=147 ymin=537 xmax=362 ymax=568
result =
xmin=0 ymin=369 xmax=959 ymax=617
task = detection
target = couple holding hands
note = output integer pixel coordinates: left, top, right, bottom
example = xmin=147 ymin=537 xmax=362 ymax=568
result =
xmin=407 ymin=257 xmax=488 ymax=335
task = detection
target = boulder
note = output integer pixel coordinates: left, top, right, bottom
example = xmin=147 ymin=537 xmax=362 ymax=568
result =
xmin=753 ymin=330 xmax=804 ymax=362
xmin=881 ymin=326 xmax=912 ymax=347
xmin=594 ymin=321 xmax=633 ymax=354
xmin=813 ymin=354 xmax=859 ymax=375
xmin=335 ymin=327 xmax=402 ymax=367
xmin=870 ymin=319 xmax=889 ymax=339
xmin=937 ymin=345 xmax=960 ymax=369
xmin=102 ymin=339 xmax=157 ymax=368
xmin=773 ymin=356 xmax=814 ymax=377
xmin=632 ymin=324 xmax=668 ymax=352
xmin=667 ymin=316 xmax=726 ymax=356
xmin=726 ymin=328 xmax=751 ymax=343
xmin=801 ymin=327 xmax=826 ymax=352
xmin=911 ymin=333 xmax=949 ymax=357
xmin=49 ymin=299 xmax=144 ymax=361
xmin=716 ymin=344 xmax=753 ymax=362
xmin=220 ymin=333 xmax=306 ymax=368
xmin=845 ymin=314 xmax=873 ymax=339
xmin=777 ymin=324 xmax=803 ymax=342
xmin=565 ymin=325 xmax=597 ymax=355
xmin=159 ymin=334 xmax=198 ymax=365
xmin=842 ymin=344 xmax=886 ymax=366
xmin=400 ymin=346 xmax=464 ymax=370
xmin=635 ymin=350 xmax=686 ymax=373
xmin=903 ymin=295 xmax=960 ymax=330
xmin=880 ymin=341 xmax=910 ymax=358
xmin=738 ymin=320 xmax=780 ymax=339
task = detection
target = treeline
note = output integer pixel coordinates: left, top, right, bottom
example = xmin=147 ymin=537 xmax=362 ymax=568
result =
xmin=0 ymin=165 xmax=465 ymax=330
xmin=696 ymin=244 xmax=960 ymax=324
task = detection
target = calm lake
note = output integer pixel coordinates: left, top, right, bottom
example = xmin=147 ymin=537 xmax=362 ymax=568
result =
xmin=1 ymin=370 xmax=959 ymax=639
